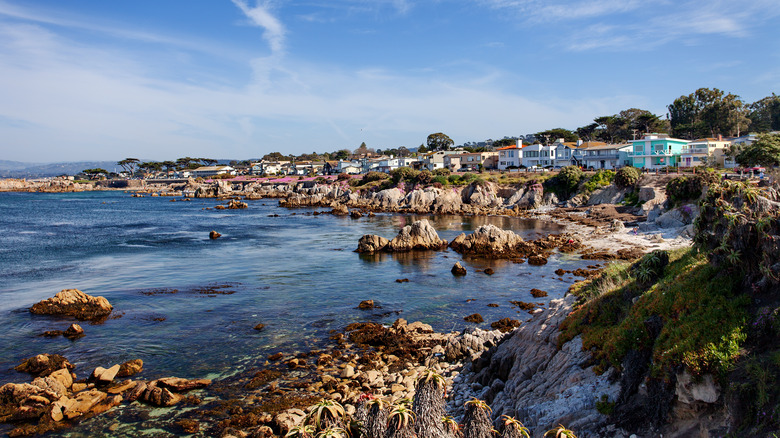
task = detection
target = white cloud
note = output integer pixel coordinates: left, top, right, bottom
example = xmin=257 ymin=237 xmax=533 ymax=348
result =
xmin=231 ymin=0 xmax=286 ymax=54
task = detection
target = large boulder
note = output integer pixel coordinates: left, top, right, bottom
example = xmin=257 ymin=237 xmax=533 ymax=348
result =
xmin=406 ymin=188 xmax=441 ymax=211
xmin=512 ymin=187 xmax=544 ymax=209
xmin=386 ymin=220 xmax=447 ymax=251
xmin=433 ymin=189 xmax=464 ymax=214
xmin=373 ymin=188 xmax=404 ymax=209
xmin=587 ymin=185 xmax=627 ymax=205
xmin=356 ymin=235 xmax=389 ymax=253
xmin=30 ymin=289 xmax=112 ymax=321
xmin=449 ymin=225 xmax=523 ymax=256
xmin=15 ymin=354 xmax=74 ymax=377
xmin=462 ymin=182 xmax=501 ymax=208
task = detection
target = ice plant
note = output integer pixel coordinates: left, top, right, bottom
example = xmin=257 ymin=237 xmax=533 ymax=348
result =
xmin=286 ymin=425 xmax=315 ymax=438
xmin=544 ymin=424 xmax=577 ymax=438
xmin=385 ymin=401 xmax=416 ymax=438
xmin=307 ymin=399 xmax=346 ymax=430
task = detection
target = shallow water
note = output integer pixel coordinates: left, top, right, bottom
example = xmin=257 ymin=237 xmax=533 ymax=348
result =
xmin=0 ymin=191 xmax=595 ymax=432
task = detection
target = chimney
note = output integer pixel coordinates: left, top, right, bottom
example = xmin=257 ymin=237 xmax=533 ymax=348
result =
xmin=718 ymin=134 xmax=722 ymax=141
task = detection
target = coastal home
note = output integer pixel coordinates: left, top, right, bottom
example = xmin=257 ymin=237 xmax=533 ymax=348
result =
xmin=680 ymin=137 xmax=731 ymax=168
xmin=290 ymin=161 xmax=324 ymax=175
xmin=253 ymin=161 xmax=289 ymax=175
xmin=497 ymin=145 xmax=521 ymax=170
xmin=726 ymin=133 xmax=760 ymax=168
xmin=579 ymin=142 xmax=632 ymax=170
xmin=552 ymin=139 xmax=582 ymax=168
xmin=376 ymin=157 xmax=417 ymax=173
xmin=336 ymin=160 xmax=364 ymax=174
xmin=457 ymin=151 xmax=499 ymax=171
xmin=443 ymin=154 xmax=463 ymax=171
xmin=628 ymin=133 xmax=689 ymax=170
xmin=189 ymin=166 xmax=236 ymax=178
xmin=418 ymin=151 xmax=461 ymax=171
xmin=521 ymin=143 xmax=557 ymax=168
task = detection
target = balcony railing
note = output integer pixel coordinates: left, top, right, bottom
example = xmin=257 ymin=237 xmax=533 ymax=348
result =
xmin=628 ymin=150 xmax=673 ymax=157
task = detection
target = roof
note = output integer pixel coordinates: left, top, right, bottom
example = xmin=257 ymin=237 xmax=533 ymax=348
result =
xmin=579 ymin=142 xmax=630 ymax=150
xmin=191 ymin=165 xmax=233 ymax=172
xmin=496 ymin=145 xmax=518 ymax=150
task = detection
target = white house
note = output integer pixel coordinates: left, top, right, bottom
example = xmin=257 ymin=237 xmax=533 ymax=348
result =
xmin=418 ymin=151 xmax=461 ymax=171
xmin=189 ymin=166 xmax=236 ymax=178
xmin=253 ymin=161 xmax=289 ymax=175
xmin=497 ymin=146 xmax=521 ymax=170
xmin=521 ymin=144 xmax=557 ymax=168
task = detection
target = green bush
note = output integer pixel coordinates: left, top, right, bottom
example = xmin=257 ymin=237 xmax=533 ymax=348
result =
xmin=447 ymin=174 xmax=462 ymax=185
xmin=666 ymin=172 xmax=717 ymax=205
xmin=415 ymin=170 xmax=433 ymax=185
xmin=432 ymin=175 xmax=448 ymax=186
xmin=550 ymin=165 xmax=583 ymax=198
xmin=583 ymin=169 xmax=615 ymax=193
xmin=362 ymin=171 xmax=389 ymax=184
xmin=433 ymin=168 xmax=451 ymax=176
xmin=391 ymin=167 xmax=419 ymax=184
xmin=336 ymin=173 xmax=351 ymax=181
xmin=461 ymin=173 xmax=477 ymax=183
xmin=615 ymin=166 xmax=641 ymax=188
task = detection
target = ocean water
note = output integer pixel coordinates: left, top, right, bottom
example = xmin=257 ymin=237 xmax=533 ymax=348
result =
xmin=0 ymin=191 xmax=593 ymax=400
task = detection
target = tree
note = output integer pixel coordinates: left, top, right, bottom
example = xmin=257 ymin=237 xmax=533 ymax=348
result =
xmin=353 ymin=142 xmax=375 ymax=156
xmin=535 ymin=128 xmax=577 ymax=143
xmin=117 ymin=158 xmax=139 ymax=176
xmin=262 ymin=152 xmax=293 ymax=162
xmin=593 ymin=116 xmax=626 ymax=143
xmin=417 ymin=144 xmax=428 ymax=154
xmin=668 ymin=88 xmax=749 ymax=139
xmin=426 ymin=132 xmax=454 ymax=151
xmin=576 ymin=123 xmax=599 ymax=142
xmin=735 ymin=133 xmax=780 ymax=167
xmin=748 ymin=93 xmax=780 ymax=133
xmin=493 ymin=138 xmax=516 ymax=148
xmin=81 ymin=168 xmax=108 ymax=179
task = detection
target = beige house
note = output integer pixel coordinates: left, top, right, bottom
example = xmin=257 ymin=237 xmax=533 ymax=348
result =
xmin=680 ymin=137 xmax=731 ymax=168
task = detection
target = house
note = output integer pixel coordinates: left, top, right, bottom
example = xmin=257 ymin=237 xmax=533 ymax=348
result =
xmin=323 ymin=161 xmax=339 ymax=175
xmin=552 ymin=139 xmax=582 ymax=168
xmin=457 ymin=151 xmax=499 ymax=171
xmin=521 ymin=143 xmax=557 ymax=168
xmin=290 ymin=161 xmax=324 ymax=175
xmin=725 ymin=133 xmax=760 ymax=168
xmin=497 ymin=145 xmax=521 ymax=170
xmin=418 ymin=151 xmax=461 ymax=171
xmin=376 ymin=157 xmax=417 ymax=173
xmin=680 ymin=137 xmax=731 ymax=168
xmin=443 ymin=154 xmax=463 ymax=171
xmin=253 ymin=161 xmax=289 ymax=175
xmin=189 ymin=166 xmax=236 ymax=178
xmin=579 ymin=142 xmax=633 ymax=170
xmin=336 ymin=160 xmax=364 ymax=174
xmin=628 ymin=133 xmax=689 ymax=170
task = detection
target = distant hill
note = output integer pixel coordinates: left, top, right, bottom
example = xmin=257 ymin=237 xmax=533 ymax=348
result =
xmin=0 ymin=161 xmax=119 ymax=178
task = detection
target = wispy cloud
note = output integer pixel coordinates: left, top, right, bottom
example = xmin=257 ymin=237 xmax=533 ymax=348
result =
xmin=231 ymin=0 xmax=286 ymax=54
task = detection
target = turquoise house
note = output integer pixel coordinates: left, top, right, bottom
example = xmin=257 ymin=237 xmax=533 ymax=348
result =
xmin=628 ymin=133 xmax=689 ymax=169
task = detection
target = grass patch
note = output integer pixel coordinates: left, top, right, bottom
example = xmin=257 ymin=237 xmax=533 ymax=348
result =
xmin=560 ymin=248 xmax=750 ymax=379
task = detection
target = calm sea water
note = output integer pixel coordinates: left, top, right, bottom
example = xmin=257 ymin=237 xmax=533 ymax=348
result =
xmin=0 ymin=190 xmax=592 ymax=390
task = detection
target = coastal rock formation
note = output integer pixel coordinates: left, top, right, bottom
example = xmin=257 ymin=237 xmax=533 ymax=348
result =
xmin=406 ymin=187 xmax=441 ymax=211
xmin=355 ymin=235 xmax=389 ymax=253
xmin=15 ymin=354 xmax=74 ymax=377
xmin=587 ymin=186 xmax=628 ymax=205
xmin=449 ymin=295 xmax=620 ymax=435
xmin=386 ymin=219 xmax=447 ymax=251
xmin=63 ymin=324 xmax=84 ymax=339
xmin=449 ymin=225 xmax=523 ymax=256
xmin=373 ymin=187 xmax=404 ymax=209
xmin=30 ymin=289 xmax=113 ymax=321
xmin=209 ymin=230 xmax=221 ymax=239
xmin=117 ymin=359 xmax=143 ymax=378
xmin=452 ymin=262 xmax=468 ymax=276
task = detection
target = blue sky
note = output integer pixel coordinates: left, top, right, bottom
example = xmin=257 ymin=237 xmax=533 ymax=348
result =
xmin=0 ymin=0 xmax=778 ymax=162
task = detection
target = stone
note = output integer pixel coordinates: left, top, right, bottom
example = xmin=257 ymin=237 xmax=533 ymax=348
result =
xmin=449 ymin=225 xmax=523 ymax=256
xmin=0 ymin=383 xmax=54 ymax=422
xmin=676 ymin=371 xmax=720 ymax=404
xmin=490 ymin=318 xmax=521 ymax=333
xmin=62 ymin=389 xmax=107 ymax=419
xmin=528 ymin=255 xmax=548 ymax=265
xmin=464 ymin=313 xmax=484 ymax=324
xmin=143 ymin=385 xmax=182 ymax=407
xmin=331 ymin=204 xmax=349 ymax=216
xmin=91 ymin=364 xmax=121 ymax=384
xmin=30 ymin=289 xmax=113 ymax=321
xmin=484 ymin=268 xmax=495 ymax=275
xmin=117 ymin=359 xmax=144 ymax=378
xmin=48 ymin=369 xmax=73 ymax=390
xmin=107 ymin=380 xmax=137 ymax=394
xmin=156 ymin=377 xmax=211 ymax=392
xmin=341 ymin=365 xmax=356 ymax=379
xmin=355 ymin=234 xmax=389 ymax=253
xmin=386 ymin=220 xmax=447 ymax=251
xmin=451 ymin=262 xmax=467 ymax=276
xmin=15 ymin=354 xmax=74 ymax=377
xmin=209 ymin=230 xmax=221 ymax=239
xmin=254 ymin=323 xmax=266 ymax=331
xmin=227 ymin=199 xmax=248 ymax=209
xmin=63 ymin=323 xmax=84 ymax=339
xmin=175 ymin=419 xmax=200 ymax=434
xmin=530 ymin=288 xmax=548 ymax=298
xmin=358 ymin=300 xmax=375 ymax=310
xmin=587 ymin=186 xmax=627 ymax=205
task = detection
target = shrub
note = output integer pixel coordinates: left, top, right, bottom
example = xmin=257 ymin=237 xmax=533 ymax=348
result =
xmin=391 ymin=167 xmax=419 ymax=184
xmin=666 ymin=172 xmax=717 ymax=205
xmin=615 ymin=166 xmax=641 ymax=188
xmin=362 ymin=171 xmax=389 ymax=184
xmin=461 ymin=172 xmax=477 ymax=183
xmin=545 ymin=165 xmax=583 ymax=199
xmin=315 ymin=177 xmax=328 ymax=184
xmin=336 ymin=173 xmax=351 ymax=181
xmin=583 ymin=169 xmax=615 ymax=193
xmin=432 ymin=175 xmax=448 ymax=186
xmin=415 ymin=170 xmax=433 ymax=185
xmin=447 ymin=174 xmax=462 ymax=185
xmin=433 ymin=168 xmax=451 ymax=176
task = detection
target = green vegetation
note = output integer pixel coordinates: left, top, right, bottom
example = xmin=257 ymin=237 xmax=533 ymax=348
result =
xmin=735 ymin=132 xmax=780 ymax=167
xmin=426 ymin=132 xmax=454 ymax=151
xmin=560 ymin=248 xmax=749 ymax=378
xmin=614 ymin=166 xmax=640 ymax=189
xmin=664 ymin=168 xmax=720 ymax=206
xmin=544 ymin=165 xmax=583 ymax=199
xmin=582 ymin=169 xmax=614 ymax=193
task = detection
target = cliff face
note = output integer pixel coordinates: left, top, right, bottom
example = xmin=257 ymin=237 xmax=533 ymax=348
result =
xmin=0 ymin=179 xmax=96 ymax=193
xmin=448 ymin=296 xmax=620 ymax=437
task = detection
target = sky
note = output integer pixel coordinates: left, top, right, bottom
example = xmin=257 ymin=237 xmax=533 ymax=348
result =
xmin=0 ymin=0 xmax=778 ymax=163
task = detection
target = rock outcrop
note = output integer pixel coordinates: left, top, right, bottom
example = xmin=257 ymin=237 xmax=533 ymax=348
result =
xmin=30 ymin=289 xmax=113 ymax=321
xmin=449 ymin=224 xmax=524 ymax=256
xmin=386 ymin=219 xmax=447 ymax=251
xmin=355 ymin=235 xmax=389 ymax=253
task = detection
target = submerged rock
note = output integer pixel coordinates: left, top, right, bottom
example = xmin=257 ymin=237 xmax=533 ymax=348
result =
xmin=63 ymin=324 xmax=84 ymax=339
xmin=209 ymin=230 xmax=221 ymax=239
xmin=117 ymin=359 xmax=143 ymax=378
xmin=30 ymin=289 xmax=113 ymax=321
xmin=358 ymin=300 xmax=375 ymax=310
xmin=451 ymin=262 xmax=467 ymax=276
xmin=15 ymin=354 xmax=74 ymax=378
xmin=464 ymin=313 xmax=484 ymax=323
